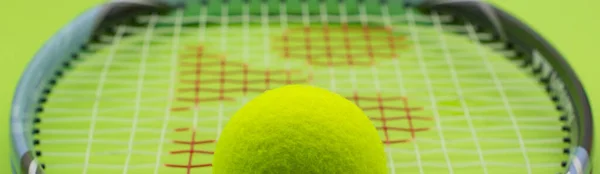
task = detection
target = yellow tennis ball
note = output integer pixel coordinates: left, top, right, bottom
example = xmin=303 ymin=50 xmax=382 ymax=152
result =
xmin=213 ymin=84 xmax=387 ymax=174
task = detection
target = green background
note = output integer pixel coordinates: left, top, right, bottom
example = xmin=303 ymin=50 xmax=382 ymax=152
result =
xmin=0 ymin=0 xmax=598 ymax=173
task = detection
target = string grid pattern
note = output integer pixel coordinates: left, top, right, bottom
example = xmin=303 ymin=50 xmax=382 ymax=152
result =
xmin=32 ymin=2 xmax=566 ymax=174
xmin=164 ymin=128 xmax=214 ymax=174
xmin=276 ymin=26 xmax=408 ymax=66
xmin=170 ymin=45 xmax=308 ymax=112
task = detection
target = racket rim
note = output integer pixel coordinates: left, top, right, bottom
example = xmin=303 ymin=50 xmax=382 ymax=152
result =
xmin=9 ymin=0 xmax=593 ymax=174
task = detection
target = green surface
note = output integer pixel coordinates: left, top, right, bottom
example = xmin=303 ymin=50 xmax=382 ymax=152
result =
xmin=1 ymin=0 xmax=599 ymax=173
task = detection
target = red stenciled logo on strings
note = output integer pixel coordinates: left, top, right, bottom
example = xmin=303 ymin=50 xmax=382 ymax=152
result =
xmin=275 ymin=25 xmax=409 ymax=67
xmin=349 ymin=92 xmax=433 ymax=144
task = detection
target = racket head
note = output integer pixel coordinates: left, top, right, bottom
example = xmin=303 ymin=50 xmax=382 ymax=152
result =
xmin=10 ymin=0 xmax=593 ymax=173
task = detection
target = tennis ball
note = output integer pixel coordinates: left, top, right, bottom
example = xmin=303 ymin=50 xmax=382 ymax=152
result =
xmin=213 ymin=84 xmax=387 ymax=174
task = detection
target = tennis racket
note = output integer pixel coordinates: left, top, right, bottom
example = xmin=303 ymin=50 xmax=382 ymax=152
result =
xmin=10 ymin=0 xmax=593 ymax=173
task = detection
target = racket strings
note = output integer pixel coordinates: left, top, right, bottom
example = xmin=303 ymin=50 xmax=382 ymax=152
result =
xmin=33 ymin=1 xmax=570 ymax=174
xmin=274 ymin=26 xmax=409 ymax=66
xmin=349 ymin=93 xmax=432 ymax=145
xmin=171 ymin=47 xmax=308 ymax=112
xmin=164 ymin=128 xmax=215 ymax=172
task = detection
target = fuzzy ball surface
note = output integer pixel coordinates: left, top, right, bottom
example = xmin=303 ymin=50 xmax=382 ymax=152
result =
xmin=212 ymin=85 xmax=387 ymax=174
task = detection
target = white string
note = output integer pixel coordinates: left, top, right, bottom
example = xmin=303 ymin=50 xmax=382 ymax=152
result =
xmin=49 ymin=161 xmax=559 ymax=170
xmin=76 ymin=47 xmax=518 ymax=68
xmin=279 ymin=0 xmax=291 ymax=85
xmin=42 ymin=126 xmax=218 ymax=135
xmin=301 ymin=0 xmax=315 ymax=85
xmin=439 ymin=115 xmax=560 ymax=122
xmin=95 ymin=44 xmax=513 ymax=57
xmin=394 ymin=161 xmax=557 ymax=169
xmin=43 ymin=106 xmax=238 ymax=114
xmin=436 ymin=105 xmax=555 ymax=111
xmin=97 ymin=25 xmax=494 ymax=46
xmin=462 ymin=20 xmax=533 ymax=174
xmin=319 ymin=1 xmax=336 ymax=91
xmin=81 ymin=26 xmax=126 ymax=174
xmin=390 ymin=147 xmax=560 ymax=155
xmin=197 ymin=5 xmax=208 ymax=43
xmin=49 ymin=82 xmax=545 ymax=99
xmin=48 ymin=147 xmax=562 ymax=158
xmin=48 ymin=151 xmax=165 ymax=157
xmin=44 ymin=139 xmax=168 ymax=145
xmin=58 ymin=68 xmax=536 ymax=84
xmin=243 ymin=2 xmax=251 ymax=65
xmin=261 ymin=2 xmax=271 ymax=69
xmin=356 ymin=3 xmax=396 ymax=174
xmin=338 ymin=1 xmax=358 ymax=91
xmin=77 ymin=60 xmax=173 ymax=68
xmin=66 ymin=71 xmax=169 ymax=79
xmin=43 ymin=161 xmax=560 ymax=170
xmin=193 ymin=3 xmax=209 ymax=130
xmin=55 ymin=163 xmax=172 ymax=169
xmin=135 ymin=13 xmax=453 ymax=26
xmin=40 ymin=114 xmax=558 ymax=124
xmin=216 ymin=2 xmax=229 ymax=141
xmin=42 ymin=115 xmax=192 ymax=124
xmin=51 ymin=88 xmax=161 ymax=95
xmin=153 ymin=8 xmax=182 ymax=174
xmin=429 ymin=12 xmax=488 ymax=174
xmin=44 ymin=107 xmax=163 ymax=113
xmin=241 ymin=1 xmax=251 ymax=106
xmin=89 ymin=35 xmax=509 ymax=54
xmin=406 ymin=8 xmax=454 ymax=173
xmin=414 ymin=137 xmax=563 ymax=145
xmin=380 ymin=4 xmax=424 ymax=174
xmin=59 ymin=78 xmax=171 ymax=85
xmin=42 ymin=137 xmax=563 ymax=146
xmin=122 ymin=13 xmax=157 ymax=174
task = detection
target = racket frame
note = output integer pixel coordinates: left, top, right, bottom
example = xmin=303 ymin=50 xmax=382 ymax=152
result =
xmin=10 ymin=0 xmax=593 ymax=173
